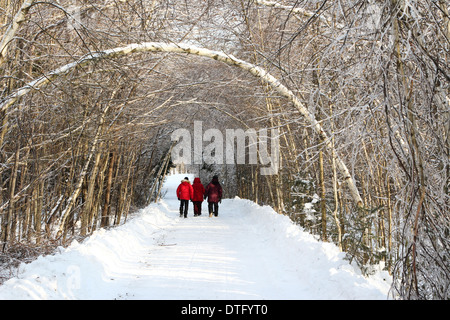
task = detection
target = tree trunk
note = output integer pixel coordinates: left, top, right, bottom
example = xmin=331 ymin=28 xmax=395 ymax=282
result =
xmin=2 ymin=146 xmax=20 ymax=252
xmin=101 ymin=151 xmax=116 ymax=228
xmin=319 ymin=149 xmax=327 ymax=242
xmin=80 ymin=143 xmax=104 ymax=236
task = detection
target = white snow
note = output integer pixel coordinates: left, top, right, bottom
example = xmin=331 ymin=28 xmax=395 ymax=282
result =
xmin=0 ymin=173 xmax=391 ymax=300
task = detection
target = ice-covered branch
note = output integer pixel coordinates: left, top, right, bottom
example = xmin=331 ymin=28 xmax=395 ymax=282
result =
xmin=254 ymin=0 xmax=332 ymax=26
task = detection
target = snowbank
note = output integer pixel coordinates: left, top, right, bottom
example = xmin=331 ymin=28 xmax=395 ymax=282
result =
xmin=223 ymin=198 xmax=392 ymax=299
xmin=0 ymin=174 xmax=391 ymax=300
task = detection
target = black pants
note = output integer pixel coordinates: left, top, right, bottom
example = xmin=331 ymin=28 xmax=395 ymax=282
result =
xmin=208 ymin=202 xmax=219 ymax=217
xmin=179 ymin=199 xmax=189 ymax=217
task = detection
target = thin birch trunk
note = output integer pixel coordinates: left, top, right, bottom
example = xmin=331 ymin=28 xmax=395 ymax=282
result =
xmin=90 ymin=153 xmax=109 ymax=233
xmin=115 ymin=150 xmax=135 ymax=225
xmin=2 ymin=146 xmax=20 ymax=252
xmin=56 ymin=103 xmax=112 ymax=239
xmin=101 ymin=151 xmax=115 ymax=228
xmin=392 ymin=0 xmax=427 ymax=297
xmin=80 ymin=142 xmax=104 ymax=236
xmin=319 ymin=149 xmax=327 ymax=242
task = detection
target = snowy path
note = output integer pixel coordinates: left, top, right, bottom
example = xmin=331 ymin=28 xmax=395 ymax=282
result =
xmin=0 ymin=174 xmax=391 ymax=300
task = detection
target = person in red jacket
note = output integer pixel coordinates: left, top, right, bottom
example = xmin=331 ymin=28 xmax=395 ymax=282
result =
xmin=192 ymin=177 xmax=206 ymax=216
xmin=176 ymin=177 xmax=194 ymax=218
xmin=205 ymin=175 xmax=223 ymax=217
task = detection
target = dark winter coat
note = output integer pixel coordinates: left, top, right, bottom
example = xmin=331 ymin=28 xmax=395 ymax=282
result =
xmin=192 ymin=178 xmax=206 ymax=202
xmin=205 ymin=176 xmax=222 ymax=203
xmin=176 ymin=179 xmax=194 ymax=201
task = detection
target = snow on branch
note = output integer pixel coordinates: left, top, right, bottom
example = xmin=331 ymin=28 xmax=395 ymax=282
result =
xmin=254 ymin=0 xmax=332 ymax=26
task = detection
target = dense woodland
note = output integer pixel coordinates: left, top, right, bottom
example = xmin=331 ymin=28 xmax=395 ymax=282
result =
xmin=0 ymin=0 xmax=448 ymax=299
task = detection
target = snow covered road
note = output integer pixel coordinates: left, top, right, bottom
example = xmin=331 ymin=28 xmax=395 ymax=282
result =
xmin=0 ymin=174 xmax=391 ymax=300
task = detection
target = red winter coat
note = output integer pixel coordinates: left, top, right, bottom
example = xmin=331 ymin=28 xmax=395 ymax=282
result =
xmin=176 ymin=179 xmax=194 ymax=201
xmin=205 ymin=177 xmax=222 ymax=203
xmin=192 ymin=178 xmax=205 ymax=202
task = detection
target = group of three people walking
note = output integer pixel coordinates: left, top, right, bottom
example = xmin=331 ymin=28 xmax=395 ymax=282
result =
xmin=176 ymin=175 xmax=222 ymax=218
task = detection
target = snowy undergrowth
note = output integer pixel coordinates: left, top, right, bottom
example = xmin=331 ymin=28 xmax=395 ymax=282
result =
xmin=0 ymin=204 xmax=175 ymax=299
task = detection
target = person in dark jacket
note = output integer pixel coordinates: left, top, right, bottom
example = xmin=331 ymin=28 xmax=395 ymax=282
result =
xmin=176 ymin=177 xmax=194 ymax=218
xmin=204 ymin=175 xmax=222 ymax=217
xmin=192 ymin=177 xmax=205 ymax=216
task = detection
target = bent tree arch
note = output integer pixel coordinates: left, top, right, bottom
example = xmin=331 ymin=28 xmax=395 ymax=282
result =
xmin=0 ymin=42 xmax=364 ymax=217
